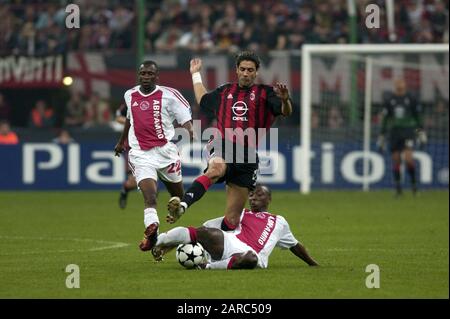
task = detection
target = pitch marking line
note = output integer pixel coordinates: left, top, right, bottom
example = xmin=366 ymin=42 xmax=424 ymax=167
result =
xmin=0 ymin=236 xmax=131 ymax=256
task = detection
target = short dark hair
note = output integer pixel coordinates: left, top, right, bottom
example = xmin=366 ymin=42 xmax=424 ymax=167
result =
xmin=254 ymin=184 xmax=271 ymax=198
xmin=139 ymin=60 xmax=158 ymax=71
xmin=235 ymin=51 xmax=260 ymax=70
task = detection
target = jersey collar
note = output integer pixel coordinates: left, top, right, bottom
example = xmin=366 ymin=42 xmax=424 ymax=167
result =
xmin=138 ymin=85 xmax=159 ymax=97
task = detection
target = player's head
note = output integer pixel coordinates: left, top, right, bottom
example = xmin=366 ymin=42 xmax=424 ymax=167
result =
xmin=138 ymin=61 xmax=159 ymax=91
xmin=248 ymin=184 xmax=272 ymax=212
xmin=235 ymin=51 xmax=260 ymax=88
xmin=394 ymin=78 xmax=407 ymax=95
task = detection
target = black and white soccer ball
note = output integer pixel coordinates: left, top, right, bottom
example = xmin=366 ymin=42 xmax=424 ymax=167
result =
xmin=175 ymin=243 xmax=206 ymax=269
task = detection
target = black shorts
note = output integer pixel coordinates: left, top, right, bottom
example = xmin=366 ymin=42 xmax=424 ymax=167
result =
xmin=216 ymin=162 xmax=259 ymax=190
xmin=389 ymin=127 xmax=416 ymax=152
xmin=204 ymin=140 xmax=259 ymax=190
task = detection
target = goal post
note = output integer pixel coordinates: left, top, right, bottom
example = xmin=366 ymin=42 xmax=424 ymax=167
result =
xmin=301 ymin=44 xmax=449 ymax=194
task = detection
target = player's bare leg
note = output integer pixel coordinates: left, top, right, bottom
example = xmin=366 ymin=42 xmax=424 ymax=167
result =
xmin=138 ymin=178 xmax=159 ymax=251
xmin=228 ymin=251 xmax=258 ymax=269
xmin=167 ymin=157 xmax=226 ymax=224
xmin=222 ymin=183 xmax=248 ymax=231
xmin=403 ymin=147 xmax=418 ymax=195
xmin=119 ymin=172 xmax=137 ymax=209
xmin=391 ymin=151 xmax=402 ymax=197
xmin=196 ymin=226 xmax=224 ymax=260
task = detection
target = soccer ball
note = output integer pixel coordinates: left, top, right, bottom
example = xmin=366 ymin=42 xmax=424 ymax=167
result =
xmin=176 ymin=243 xmax=206 ymax=269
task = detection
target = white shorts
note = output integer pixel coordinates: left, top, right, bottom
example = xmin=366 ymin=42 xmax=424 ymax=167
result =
xmin=128 ymin=142 xmax=182 ymax=185
xmin=220 ymin=231 xmax=257 ymax=263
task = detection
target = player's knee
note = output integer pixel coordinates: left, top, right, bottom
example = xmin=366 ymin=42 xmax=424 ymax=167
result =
xmin=195 ymin=226 xmax=209 ymax=240
xmin=196 ymin=226 xmax=220 ymax=242
xmin=206 ymin=161 xmax=226 ymax=181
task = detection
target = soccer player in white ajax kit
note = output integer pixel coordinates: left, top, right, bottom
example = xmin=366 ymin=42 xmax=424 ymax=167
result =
xmin=115 ymin=61 xmax=193 ymax=252
xmin=152 ymin=184 xmax=319 ymax=269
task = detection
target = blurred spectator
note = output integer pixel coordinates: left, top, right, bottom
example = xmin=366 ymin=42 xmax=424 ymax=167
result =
xmin=177 ymin=22 xmax=213 ymax=52
xmin=28 ymin=100 xmax=55 ymax=129
xmin=0 ymin=120 xmax=19 ymax=145
xmin=311 ymin=109 xmax=321 ymax=129
xmin=65 ymin=91 xmax=86 ymax=127
xmin=52 ymin=129 xmax=75 ymax=144
xmin=424 ymin=99 xmax=449 ymax=131
xmin=0 ymin=93 xmax=12 ymax=122
xmin=428 ymin=0 xmax=449 ymax=43
xmin=327 ymin=106 xmax=344 ymax=129
xmin=1 ymin=0 xmax=448 ymax=56
xmin=84 ymin=92 xmax=111 ymax=128
xmin=155 ymin=25 xmax=182 ymax=52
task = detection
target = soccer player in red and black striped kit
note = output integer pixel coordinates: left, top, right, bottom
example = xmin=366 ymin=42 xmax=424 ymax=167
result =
xmin=167 ymin=51 xmax=293 ymax=231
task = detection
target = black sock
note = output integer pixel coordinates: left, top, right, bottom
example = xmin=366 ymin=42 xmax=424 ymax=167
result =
xmin=393 ymin=166 xmax=401 ymax=193
xmin=407 ymin=164 xmax=416 ymax=186
xmin=182 ymin=176 xmax=212 ymax=208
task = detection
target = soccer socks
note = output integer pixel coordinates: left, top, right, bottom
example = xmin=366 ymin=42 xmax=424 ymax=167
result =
xmin=144 ymin=207 xmax=159 ymax=228
xmin=181 ymin=175 xmax=213 ymax=208
xmin=156 ymin=226 xmax=196 ymax=246
xmin=393 ymin=163 xmax=402 ymax=194
xmin=407 ymin=162 xmax=416 ymax=187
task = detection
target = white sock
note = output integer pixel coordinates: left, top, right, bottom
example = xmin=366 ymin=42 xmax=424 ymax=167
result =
xmin=144 ymin=208 xmax=159 ymax=228
xmin=203 ymin=216 xmax=224 ymax=229
xmin=156 ymin=227 xmax=190 ymax=246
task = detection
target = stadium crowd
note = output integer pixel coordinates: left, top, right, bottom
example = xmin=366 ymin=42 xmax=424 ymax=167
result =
xmin=0 ymin=0 xmax=448 ymax=134
xmin=0 ymin=0 xmax=448 ymax=56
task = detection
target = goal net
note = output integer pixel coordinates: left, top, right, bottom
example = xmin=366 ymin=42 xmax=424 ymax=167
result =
xmin=300 ymin=44 xmax=449 ymax=193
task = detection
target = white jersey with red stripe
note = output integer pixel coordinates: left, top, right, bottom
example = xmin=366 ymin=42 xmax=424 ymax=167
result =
xmin=234 ymin=209 xmax=299 ymax=268
xmin=124 ymin=85 xmax=192 ymax=151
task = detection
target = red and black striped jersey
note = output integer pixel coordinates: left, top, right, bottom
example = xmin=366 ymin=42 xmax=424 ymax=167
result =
xmin=200 ymin=83 xmax=282 ymax=148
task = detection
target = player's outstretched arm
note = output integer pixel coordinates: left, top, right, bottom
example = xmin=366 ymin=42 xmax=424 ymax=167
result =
xmin=289 ymin=243 xmax=319 ymax=266
xmin=190 ymin=58 xmax=208 ymax=104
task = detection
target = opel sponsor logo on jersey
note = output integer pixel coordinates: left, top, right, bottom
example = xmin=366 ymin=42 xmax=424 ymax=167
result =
xmin=139 ymin=100 xmax=150 ymax=111
xmin=232 ymin=101 xmax=248 ymax=121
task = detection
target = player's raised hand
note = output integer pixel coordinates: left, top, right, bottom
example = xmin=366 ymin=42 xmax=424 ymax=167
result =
xmin=274 ymin=83 xmax=290 ymax=101
xmin=114 ymin=142 xmax=124 ymax=157
xmin=190 ymin=58 xmax=202 ymax=74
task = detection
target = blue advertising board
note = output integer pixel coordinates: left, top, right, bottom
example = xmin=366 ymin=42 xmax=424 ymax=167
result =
xmin=0 ymin=142 xmax=447 ymax=190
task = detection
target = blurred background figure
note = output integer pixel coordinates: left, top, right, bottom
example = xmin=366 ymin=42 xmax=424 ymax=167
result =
xmin=28 ymin=100 xmax=55 ymax=129
xmin=0 ymin=120 xmax=19 ymax=145
xmin=327 ymin=106 xmax=344 ymax=129
xmin=0 ymin=93 xmax=12 ymax=122
xmin=83 ymin=92 xmax=112 ymax=128
xmin=52 ymin=129 xmax=75 ymax=144
xmin=64 ymin=91 xmax=86 ymax=127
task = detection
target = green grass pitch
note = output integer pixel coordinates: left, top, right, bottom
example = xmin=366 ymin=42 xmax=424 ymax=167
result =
xmin=0 ymin=190 xmax=448 ymax=298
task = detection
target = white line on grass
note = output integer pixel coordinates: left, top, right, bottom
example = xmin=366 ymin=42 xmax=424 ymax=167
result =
xmin=0 ymin=235 xmax=130 ymax=255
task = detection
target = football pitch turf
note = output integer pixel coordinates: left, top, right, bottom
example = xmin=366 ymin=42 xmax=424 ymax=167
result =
xmin=0 ymin=190 xmax=448 ymax=299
